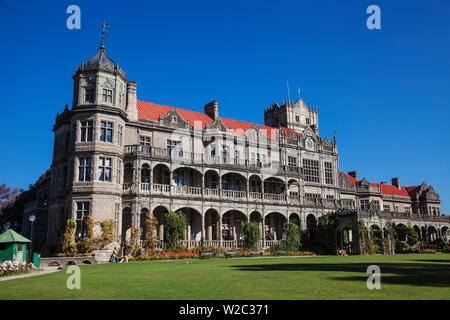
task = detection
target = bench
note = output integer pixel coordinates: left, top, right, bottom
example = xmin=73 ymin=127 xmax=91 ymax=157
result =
xmin=200 ymin=252 xmax=214 ymax=257
xmin=225 ymin=251 xmax=237 ymax=257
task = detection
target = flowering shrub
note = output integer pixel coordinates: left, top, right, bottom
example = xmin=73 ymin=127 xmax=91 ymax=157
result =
xmin=420 ymin=248 xmax=436 ymax=254
xmin=263 ymin=247 xmax=316 ymax=257
xmin=0 ymin=261 xmax=33 ymax=277
xmin=126 ymin=245 xmax=317 ymax=262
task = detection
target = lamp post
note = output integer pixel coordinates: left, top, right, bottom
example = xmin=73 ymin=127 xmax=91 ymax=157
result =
xmin=29 ymin=214 xmax=36 ymax=263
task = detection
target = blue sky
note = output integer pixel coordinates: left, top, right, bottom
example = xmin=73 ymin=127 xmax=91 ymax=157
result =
xmin=0 ymin=1 xmax=449 ymax=211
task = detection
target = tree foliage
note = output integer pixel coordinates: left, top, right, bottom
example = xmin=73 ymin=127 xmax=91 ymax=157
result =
xmin=241 ymin=221 xmax=261 ymax=250
xmin=317 ymin=215 xmax=337 ymax=253
xmin=143 ymin=212 xmax=158 ymax=249
xmin=58 ymin=219 xmax=77 ymax=254
xmin=282 ymin=222 xmax=301 ymax=251
xmin=163 ymin=211 xmax=186 ymax=251
xmin=406 ymin=222 xmax=419 ymax=247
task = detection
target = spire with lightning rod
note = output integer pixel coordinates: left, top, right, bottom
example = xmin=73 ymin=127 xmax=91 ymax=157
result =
xmin=99 ymin=21 xmax=109 ymax=49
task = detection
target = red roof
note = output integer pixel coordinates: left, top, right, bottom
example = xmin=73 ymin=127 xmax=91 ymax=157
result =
xmin=405 ymin=185 xmax=421 ymax=197
xmin=338 ymin=171 xmax=413 ymax=197
xmin=137 ymin=99 xmax=296 ymax=140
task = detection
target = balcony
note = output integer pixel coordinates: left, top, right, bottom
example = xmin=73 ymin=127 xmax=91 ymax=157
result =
xmin=124 ymin=182 xmax=296 ymax=205
xmin=124 ymin=145 xmax=298 ymax=174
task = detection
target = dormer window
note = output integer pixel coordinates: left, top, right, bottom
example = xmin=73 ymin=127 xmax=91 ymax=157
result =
xmin=102 ymin=89 xmax=113 ymax=103
xmin=85 ymin=88 xmax=95 ymax=103
xmin=172 ymin=116 xmax=177 ymax=123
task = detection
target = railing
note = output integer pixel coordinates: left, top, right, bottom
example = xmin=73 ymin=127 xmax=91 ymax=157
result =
xmin=204 ymin=188 xmax=220 ymax=198
xmin=222 ymin=190 xmax=247 ymax=199
xmin=264 ymin=193 xmax=287 ymax=202
xmin=138 ymin=239 xmax=282 ymax=250
xmin=124 ymin=145 xmax=298 ymax=174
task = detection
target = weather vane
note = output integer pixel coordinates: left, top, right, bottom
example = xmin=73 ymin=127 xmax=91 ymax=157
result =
xmin=98 ymin=21 xmax=109 ymax=48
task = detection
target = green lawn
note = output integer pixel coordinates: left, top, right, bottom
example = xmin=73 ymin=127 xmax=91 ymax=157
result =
xmin=1 ymin=254 xmax=449 ymax=299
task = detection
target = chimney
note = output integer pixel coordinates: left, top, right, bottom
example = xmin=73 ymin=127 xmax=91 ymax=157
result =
xmin=392 ymin=177 xmax=400 ymax=188
xmin=205 ymin=100 xmax=219 ymax=120
xmin=348 ymin=171 xmax=358 ymax=180
xmin=126 ymin=81 xmax=138 ymax=121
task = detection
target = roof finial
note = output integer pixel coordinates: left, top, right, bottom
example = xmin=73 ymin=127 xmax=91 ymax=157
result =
xmin=99 ymin=21 xmax=109 ymax=50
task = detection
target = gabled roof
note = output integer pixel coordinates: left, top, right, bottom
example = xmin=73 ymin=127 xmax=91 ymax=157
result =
xmin=137 ymin=99 xmax=296 ymax=140
xmin=338 ymin=171 xmax=414 ymax=197
xmin=0 ymin=229 xmax=31 ymax=244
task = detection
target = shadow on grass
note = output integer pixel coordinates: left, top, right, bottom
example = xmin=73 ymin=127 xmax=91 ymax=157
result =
xmin=229 ymin=262 xmax=450 ymax=287
xmin=409 ymin=259 xmax=450 ymax=264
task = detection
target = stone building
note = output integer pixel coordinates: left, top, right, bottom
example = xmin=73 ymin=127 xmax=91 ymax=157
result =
xmin=45 ymin=37 xmax=449 ymax=252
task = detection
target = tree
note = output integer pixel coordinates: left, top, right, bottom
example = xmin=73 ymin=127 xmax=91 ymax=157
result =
xmin=317 ymin=215 xmax=337 ymax=254
xmin=163 ymin=211 xmax=186 ymax=251
xmin=241 ymin=221 xmax=260 ymax=250
xmin=283 ymin=222 xmax=301 ymax=251
xmin=0 ymin=184 xmax=22 ymax=210
xmin=143 ymin=212 xmax=158 ymax=249
xmin=58 ymin=219 xmax=77 ymax=254
xmin=406 ymin=222 xmax=419 ymax=247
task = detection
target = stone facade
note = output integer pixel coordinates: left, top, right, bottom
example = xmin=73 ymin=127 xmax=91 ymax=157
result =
xmin=45 ymin=40 xmax=449 ymax=252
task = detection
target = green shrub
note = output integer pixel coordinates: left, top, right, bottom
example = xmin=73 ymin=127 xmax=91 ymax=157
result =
xmin=241 ymin=221 xmax=260 ymax=250
xmin=282 ymin=222 xmax=301 ymax=251
xmin=163 ymin=211 xmax=186 ymax=251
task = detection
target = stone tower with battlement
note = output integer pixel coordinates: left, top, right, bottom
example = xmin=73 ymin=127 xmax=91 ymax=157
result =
xmin=264 ymin=98 xmax=319 ymax=135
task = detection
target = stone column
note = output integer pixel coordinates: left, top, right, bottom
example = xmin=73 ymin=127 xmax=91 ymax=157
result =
xmin=201 ymin=213 xmax=205 ymax=241
xmin=219 ymin=213 xmax=223 ymax=247
xmin=262 ymin=212 xmax=266 ymax=247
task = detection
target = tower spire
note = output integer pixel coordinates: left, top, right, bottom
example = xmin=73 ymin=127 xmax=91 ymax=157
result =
xmin=99 ymin=22 xmax=109 ymax=50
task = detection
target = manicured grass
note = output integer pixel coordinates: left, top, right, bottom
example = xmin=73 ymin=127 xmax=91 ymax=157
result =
xmin=0 ymin=254 xmax=449 ymax=299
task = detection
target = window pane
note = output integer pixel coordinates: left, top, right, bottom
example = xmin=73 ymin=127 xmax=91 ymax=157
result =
xmin=79 ymin=167 xmax=84 ymax=181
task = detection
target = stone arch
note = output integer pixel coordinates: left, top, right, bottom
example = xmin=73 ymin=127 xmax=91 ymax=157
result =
xmin=249 ymin=175 xmax=262 ymax=193
xmin=289 ymin=213 xmax=301 ymax=228
xmin=421 ymin=226 xmax=427 ymax=242
xmin=153 ymin=205 xmax=169 ymax=240
xmin=265 ymin=212 xmax=287 ymax=241
xmin=441 ymin=226 xmax=449 ymax=241
xmin=121 ymin=207 xmax=132 ymax=245
xmin=395 ymin=223 xmax=408 ymax=242
xmin=221 ymin=172 xmax=247 ymax=191
xmin=263 ymin=177 xmax=286 ymax=195
xmin=205 ymin=170 xmax=220 ymax=189
xmin=123 ymin=163 xmax=133 ymax=184
xmin=152 ymin=163 xmax=170 ymax=185
xmin=250 ymin=211 xmax=263 ymax=239
xmin=176 ymin=207 xmax=202 ymax=241
xmin=204 ymin=209 xmax=220 ymax=241
xmin=222 ymin=210 xmax=247 ymax=240
xmin=370 ymin=224 xmax=382 ymax=239
xmin=141 ymin=163 xmax=150 ymax=183
xmin=140 ymin=208 xmax=150 ymax=240
xmin=172 ymin=167 xmax=202 ymax=187
xmin=82 ymin=260 xmax=92 ymax=264
xmin=336 ymin=227 xmax=355 ymax=254
xmin=428 ymin=225 xmax=438 ymax=242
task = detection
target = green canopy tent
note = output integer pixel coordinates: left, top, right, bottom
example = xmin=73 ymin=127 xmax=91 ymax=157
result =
xmin=0 ymin=229 xmax=31 ymax=263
